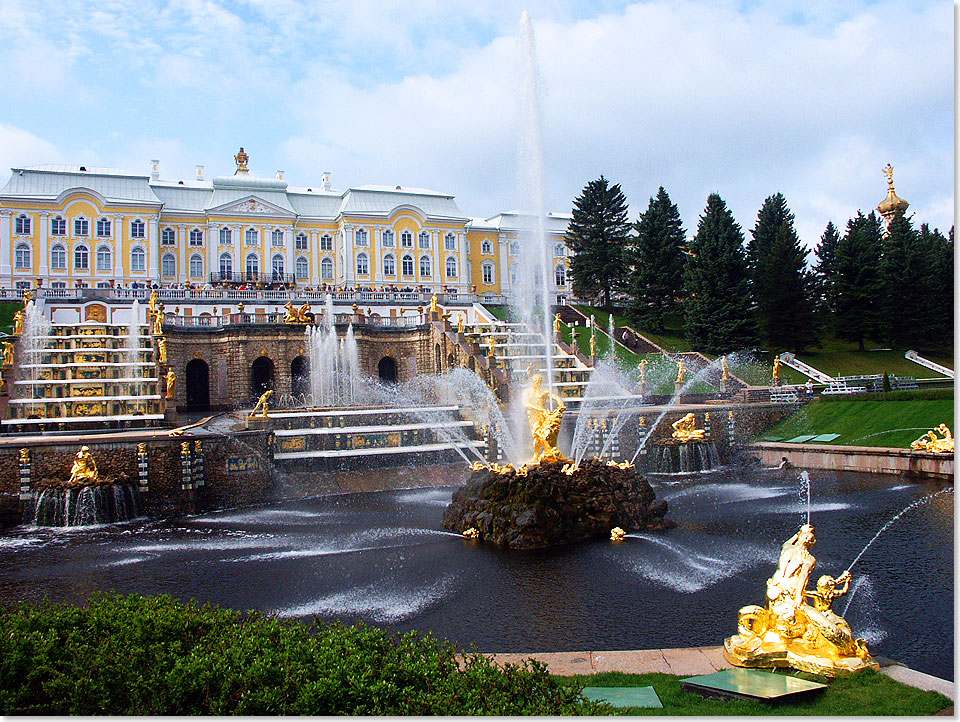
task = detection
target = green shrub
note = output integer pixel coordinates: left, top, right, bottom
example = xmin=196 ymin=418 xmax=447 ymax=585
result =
xmin=0 ymin=593 xmax=601 ymax=715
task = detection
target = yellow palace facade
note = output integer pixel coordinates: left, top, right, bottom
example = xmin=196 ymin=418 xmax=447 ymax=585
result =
xmin=0 ymin=153 xmax=572 ymax=301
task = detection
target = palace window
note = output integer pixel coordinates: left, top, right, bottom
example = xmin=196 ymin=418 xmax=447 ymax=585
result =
xmin=75 ymin=281 xmax=87 ymax=289
xmin=189 ymin=228 xmax=203 ymax=246
xmin=482 ymin=262 xmax=494 ymax=285
xmin=509 ymin=242 xmax=520 ymax=256
xmin=245 ymin=228 xmax=258 ymax=246
xmin=401 ymin=230 xmax=413 ymax=248
xmin=295 ymin=256 xmax=308 ymax=280
xmin=96 ymin=245 xmax=112 ymax=271
xmin=321 ymin=257 xmax=333 ymax=280
xmin=295 ymin=232 xmax=308 ymax=250
xmin=355 ymin=228 xmax=368 ymax=247
xmin=189 ymin=254 xmax=203 ymax=278
xmin=555 ymin=264 xmax=567 ymax=287
xmin=356 ymin=253 xmax=369 ymax=276
xmin=272 ymin=254 xmax=285 ymax=279
xmin=271 ymin=228 xmax=284 ymax=247
xmin=96 ymin=217 xmax=111 ymax=237
xmin=382 ymin=230 xmax=395 ymax=247
xmin=245 ymin=253 xmax=259 ymax=277
xmin=161 ymin=253 xmax=176 ymax=278
xmin=419 ymin=255 xmax=431 ymax=277
xmin=51 ymin=281 xmax=66 ymax=289
xmin=445 ymin=233 xmax=456 ymax=251
xmin=320 ymin=234 xmax=333 ymax=251
xmin=14 ymin=243 xmax=31 ymax=270
xmin=219 ymin=227 xmax=232 ymax=245
xmin=131 ymin=246 xmax=146 ymax=272
xmin=161 ymin=227 xmax=175 ymax=245
xmin=555 ymin=243 xmax=567 ymax=257
xmin=51 ymin=216 xmax=66 ymax=236
xmin=219 ymin=253 xmax=233 ymax=277
xmin=74 ymin=245 xmax=89 ymax=271
xmin=510 ymin=263 xmax=520 ymax=285
xmin=130 ymin=219 xmax=145 ymax=238
xmin=96 ymin=282 xmax=111 ymax=289
xmin=15 ymin=214 xmax=31 ymax=235
xmin=383 ymin=254 xmax=396 ymax=276
xmin=401 ymin=254 xmax=414 ymax=276
xmin=481 ymin=239 xmax=492 ymax=255
xmin=15 ymin=280 xmax=32 ymax=289
xmin=50 ymin=244 xmax=66 ymax=270
xmin=418 ymin=231 xmax=430 ymax=249
xmin=445 ymin=256 xmax=457 ymax=278
xmin=74 ymin=217 xmax=89 ymax=236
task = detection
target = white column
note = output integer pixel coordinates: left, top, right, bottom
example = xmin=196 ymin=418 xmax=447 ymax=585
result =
xmin=113 ymin=214 xmax=125 ymax=278
xmin=284 ymin=226 xmax=294 ymax=283
xmin=310 ymin=231 xmax=320 ymax=286
xmin=38 ymin=211 xmax=50 ymax=277
xmin=499 ymin=234 xmax=509 ymax=296
xmin=178 ymin=224 xmax=187 ymax=282
xmin=343 ymin=226 xmax=354 ymax=285
xmin=206 ymin=222 xmax=217 ymax=283
xmin=0 ymin=209 xmax=11 ymax=278
xmin=371 ymin=229 xmax=379 ymax=284
xmin=148 ymin=217 xmax=160 ymax=281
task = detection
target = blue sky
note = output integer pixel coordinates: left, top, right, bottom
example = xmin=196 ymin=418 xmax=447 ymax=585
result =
xmin=0 ymin=0 xmax=952 ymax=248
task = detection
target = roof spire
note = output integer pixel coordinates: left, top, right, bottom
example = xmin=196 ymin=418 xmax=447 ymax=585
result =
xmin=877 ymin=163 xmax=908 ymax=224
xmin=234 ymin=147 xmax=249 ymax=175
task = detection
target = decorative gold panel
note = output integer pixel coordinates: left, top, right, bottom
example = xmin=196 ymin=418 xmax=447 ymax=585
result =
xmin=279 ymin=436 xmax=306 ymax=452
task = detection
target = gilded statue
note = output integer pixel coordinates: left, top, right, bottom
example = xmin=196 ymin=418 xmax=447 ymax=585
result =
xmin=148 ymin=289 xmax=159 ymax=316
xmin=554 ymin=313 xmax=561 ymax=335
xmin=157 ymin=337 xmax=168 ymax=363
xmin=772 ymin=355 xmax=781 ymax=383
xmin=522 ymin=373 xmax=569 ymax=464
xmin=283 ymin=301 xmax=302 ymax=324
xmin=68 ymin=446 xmax=99 ymax=487
xmin=457 ymin=314 xmax=465 ymax=334
xmin=13 ymin=309 xmax=24 ymax=336
xmin=22 ymin=289 xmax=32 ymax=306
xmin=721 ymin=355 xmax=730 ymax=381
xmin=153 ymin=305 xmax=165 ymax=335
xmin=675 ymin=356 xmax=685 ymax=384
xmin=589 ymin=333 xmax=596 ymax=359
xmin=487 ymin=335 xmax=496 ymax=357
xmin=724 ymin=524 xmax=877 ymax=676
xmin=910 ymin=424 xmax=953 ymax=453
xmin=430 ymin=294 xmax=440 ymax=315
xmin=671 ymin=412 xmax=706 ymax=442
xmin=165 ymin=367 xmax=176 ymax=399
xmin=251 ymin=389 xmax=273 ymax=418
xmin=194 ymin=440 xmax=202 ymax=454
xmin=1 ymin=341 xmax=14 ymax=368
xmin=638 ymin=358 xmax=648 ymax=385
xmin=234 ymin=146 xmax=249 ymax=173
xmin=137 ymin=442 xmax=147 ymax=456
xmin=19 ymin=448 xmax=29 ymax=465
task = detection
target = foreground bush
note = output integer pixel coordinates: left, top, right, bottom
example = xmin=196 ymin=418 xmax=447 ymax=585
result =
xmin=0 ymin=593 xmax=600 ymax=715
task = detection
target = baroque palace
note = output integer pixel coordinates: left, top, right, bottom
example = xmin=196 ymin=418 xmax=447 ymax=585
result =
xmin=0 ymin=148 xmax=571 ymax=300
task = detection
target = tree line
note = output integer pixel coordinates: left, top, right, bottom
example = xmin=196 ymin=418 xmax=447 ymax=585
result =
xmin=565 ymin=177 xmax=953 ymax=355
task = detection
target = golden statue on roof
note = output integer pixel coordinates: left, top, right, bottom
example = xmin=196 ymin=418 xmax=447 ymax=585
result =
xmin=877 ymin=163 xmax=908 ymax=222
xmin=234 ymin=147 xmax=250 ymax=174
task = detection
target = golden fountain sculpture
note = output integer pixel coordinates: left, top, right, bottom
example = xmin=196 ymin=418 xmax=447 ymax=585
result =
xmin=250 ymin=389 xmax=273 ymax=419
xmin=671 ymin=412 xmax=707 ymax=442
xmin=910 ymin=424 xmax=953 ymax=453
xmin=68 ymin=446 xmax=99 ymax=487
xmin=723 ymin=524 xmax=878 ymax=676
xmin=284 ymin=301 xmax=313 ymax=324
xmin=13 ymin=309 xmax=24 ymax=336
xmin=522 ymin=373 xmax=570 ymax=464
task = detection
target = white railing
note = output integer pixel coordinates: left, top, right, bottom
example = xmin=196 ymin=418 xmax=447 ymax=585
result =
xmin=905 ymin=350 xmax=955 ymax=379
xmin=163 ymin=311 xmax=428 ymax=329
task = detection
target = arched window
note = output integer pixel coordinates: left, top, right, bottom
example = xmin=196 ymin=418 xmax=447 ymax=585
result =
xmin=96 ymin=217 xmax=111 ymax=237
xmin=320 ymin=234 xmax=333 ymax=251
xmin=482 ymin=262 xmax=494 ymax=285
xmin=96 ymin=245 xmax=112 ymax=271
xmin=189 ymin=228 xmax=203 ymax=246
xmin=509 ymin=241 xmax=520 ymax=256
xmin=246 ymin=253 xmax=259 ymax=278
xmin=74 ymin=245 xmax=89 ymax=270
xmin=419 ymin=255 xmax=432 ymax=277
xmin=189 ymin=254 xmax=203 ymax=278
xmin=272 ymin=254 xmax=284 ymax=279
xmin=401 ymin=230 xmax=413 ymax=248
xmin=131 ymin=246 xmax=146 ymax=272
xmin=445 ymin=233 xmax=456 ymax=250
xmin=14 ymin=243 xmax=31 ymax=270
xmin=383 ymin=254 xmax=396 ymax=276
xmin=219 ymin=227 xmax=232 ymax=245
xmin=161 ymin=252 xmax=176 ymax=278
xmin=445 ymin=256 xmax=457 ymax=278
xmin=295 ymin=232 xmax=308 ymax=250
xmin=51 ymin=215 xmax=66 ymax=236
xmin=401 ymin=254 xmax=414 ymax=276
xmin=219 ymin=253 xmax=233 ymax=277
xmin=245 ymin=228 xmax=258 ymax=246
xmin=271 ymin=228 xmax=284 ymax=247
xmin=321 ymin=257 xmax=333 ymax=280
xmin=15 ymin=214 xmax=31 ymax=235
xmin=555 ymin=264 xmax=567 ymax=287
xmin=481 ymin=239 xmax=492 ymax=254
xmin=382 ymin=229 xmax=395 ymax=247
xmin=161 ymin=227 xmax=175 ymax=245
xmin=354 ymin=228 xmax=368 ymax=246
xmin=74 ymin=216 xmax=89 ymax=236
xmin=50 ymin=244 xmax=66 ymax=270
xmin=130 ymin=219 xmax=145 ymax=238
xmin=295 ymin=256 xmax=308 ymax=279
xmin=418 ymin=231 xmax=430 ymax=249
xmin=356 ymin=252 xmax=369 ymax=276
xmin=510 ymin=263 xmax=520 ymax=285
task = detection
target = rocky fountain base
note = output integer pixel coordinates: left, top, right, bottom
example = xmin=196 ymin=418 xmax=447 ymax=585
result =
xmin=441 ymin=458 xmax=673 ymax=550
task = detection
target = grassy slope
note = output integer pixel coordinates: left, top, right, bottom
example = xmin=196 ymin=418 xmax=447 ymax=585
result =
xmin=757 ymin=398 xmax=954 ymax=447
xmin=0 ymin=302 xmax=19 ymax=336
xmin=562 ymin=670 xmax=951 ymax=716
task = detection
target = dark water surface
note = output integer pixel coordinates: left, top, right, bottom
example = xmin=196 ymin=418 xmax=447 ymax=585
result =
xmin=0 ymin=467 xmax=953 ymax=680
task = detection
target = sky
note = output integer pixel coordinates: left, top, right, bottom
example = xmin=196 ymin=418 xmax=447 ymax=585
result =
xmin=0 ymin=0 xmax=952 ymax=251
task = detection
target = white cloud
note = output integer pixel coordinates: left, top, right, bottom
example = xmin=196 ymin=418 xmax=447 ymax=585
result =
xmin=0 ymin=125 xmax=61 ymax=174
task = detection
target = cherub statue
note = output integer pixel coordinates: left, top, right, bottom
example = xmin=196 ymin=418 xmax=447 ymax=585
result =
xmin=251 ymin=389 xmax=273 ymax=418
xmin=68 ymin=446 xmax=98 ymax=487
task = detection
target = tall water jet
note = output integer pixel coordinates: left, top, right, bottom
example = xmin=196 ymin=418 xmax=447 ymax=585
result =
xmin=21 ymin=299 xmax=50 ymax=418
xmin=126 ymin=300 xmax=142 ymax=410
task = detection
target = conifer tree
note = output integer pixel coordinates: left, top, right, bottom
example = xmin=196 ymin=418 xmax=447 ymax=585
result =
xmin=625 ymin=187 xmax=685 ymax=331
xmin=759 ymin=221 xmax=820 ymax=352
xmin=747 ymin=192 xmax=793 ymax=301
xmin=880 ymin=211 xmax=928 ymax=348
xmin=917 ymin=224 xmax=954 ymax=347
xmin=682 ymin=193 xmax=759 ymax=353
xmin=834 ymin=211 xmax=883 ymax=351
xmin=812 ymin=221 xmax=841 ymax=323
xmin=566 ymin=176 xmax=630 ymax=307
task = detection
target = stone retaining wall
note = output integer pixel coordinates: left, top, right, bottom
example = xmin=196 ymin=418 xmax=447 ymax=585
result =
xmin=747 ymin=442 xmax=954 ymax=480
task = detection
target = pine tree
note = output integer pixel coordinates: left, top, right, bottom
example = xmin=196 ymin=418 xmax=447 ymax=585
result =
xmin=625 ymin=187 xmax=685 ymax=331
xmin=918 ymin=223 xmax=954 ymax=348
xmin=759 ymin=221 xmax=820 ymax=352
xmin=880 ymin=211 xmax=928 ymax=348
xmin=682 ymin=193 xmax=760 ymax=353
xmin=747 ymin=192 xmax=793 ymax=301
xmin=834 ymin=211 xmax=883 ymax=351
xmin=812 ymin=221 xmax=841 ymax=324
xmin=566 ymin=176 xmax=630 ymax=308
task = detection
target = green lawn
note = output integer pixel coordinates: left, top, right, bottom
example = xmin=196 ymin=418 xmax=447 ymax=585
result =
xmin=757 ymin=397 xmax=954 ymax=448
xmin=562 ymin=670 xmax=951 ymax=716
xmin=0 ymin=302 xmax=19 ymax=336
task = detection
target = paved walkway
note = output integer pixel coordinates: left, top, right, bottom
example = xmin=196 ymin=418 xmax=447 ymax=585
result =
xmin=481 ymin=647 xmax=955 ymax=701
